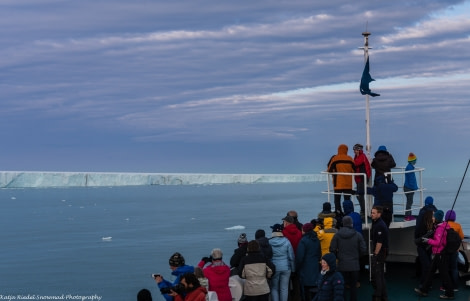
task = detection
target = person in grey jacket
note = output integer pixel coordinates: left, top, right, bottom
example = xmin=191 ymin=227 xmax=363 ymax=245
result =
xmin=329 ymin=216 xmax=367 ymax=301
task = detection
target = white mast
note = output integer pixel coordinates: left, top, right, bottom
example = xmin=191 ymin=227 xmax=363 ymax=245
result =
xmin=360 ymin=31 xmax=372 ymax=157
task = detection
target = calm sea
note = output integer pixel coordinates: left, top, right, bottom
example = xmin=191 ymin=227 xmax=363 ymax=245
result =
xmin=1 ymin=177 xmax=469 ymax=301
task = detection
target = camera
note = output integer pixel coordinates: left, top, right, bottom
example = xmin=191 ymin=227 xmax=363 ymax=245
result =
xmin=160 ymin=283 xmax=185 ymax=295
xmin=152 ymin=274 xmax=161 ymax=279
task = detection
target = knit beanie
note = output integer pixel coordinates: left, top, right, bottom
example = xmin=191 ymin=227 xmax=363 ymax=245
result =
xmin=238 ymin=233 xmax=248 ymax=245
xmin=408 ymin=152 xmax=417 ymax=162
xmin=302 ymin=222 xmax=314 ymax=233
xmin=377 ymin=145 xmax=387 ymax=152
xmin=425 ymin=196 xmax=434 ymax=206
xmin=445 ymin=210 xmax=456 ymax=222
xmin=434 ymin=210 xmax=444 ymax=223
xmin=169 ymin=252 xmax=185 ymax=267
xmin=322 ymin=202 xmax=332 ymax=212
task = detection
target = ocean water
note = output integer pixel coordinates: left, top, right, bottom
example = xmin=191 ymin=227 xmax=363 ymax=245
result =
xmin=1 ymin=178 xmax=469 ymax=301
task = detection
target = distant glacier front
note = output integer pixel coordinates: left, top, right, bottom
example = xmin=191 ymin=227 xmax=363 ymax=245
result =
xmin=0 ymin=171 xmax=326 ymax=188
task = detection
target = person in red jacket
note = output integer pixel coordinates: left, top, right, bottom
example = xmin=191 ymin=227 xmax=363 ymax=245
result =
xmin=352 ymin=143 xmax=371 ymax=219
xmin=282 ymin=215 xmax=302 ymax=254
xmin=198 ymin=248 xmax=232 ymax=301
xmin=170 ymin=272 xmax=207 ymax=301
xmin=282 ymin=215 xmax=302 ymax=301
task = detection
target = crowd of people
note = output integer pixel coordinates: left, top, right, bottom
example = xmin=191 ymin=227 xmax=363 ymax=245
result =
xmin=136 ymin=144 xmax=465 ymax=301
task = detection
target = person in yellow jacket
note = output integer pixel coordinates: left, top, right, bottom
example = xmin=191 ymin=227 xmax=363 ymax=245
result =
xmin=316 ymin=217 xmax=338 ymax=256
xmin=327 ymin=144 xmax=355 ymax=215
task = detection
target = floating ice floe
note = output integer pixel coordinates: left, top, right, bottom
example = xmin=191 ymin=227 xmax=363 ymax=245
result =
xmin=225 ymin=225 xmax=245 ymax=230
xmin=102 ymin=237 xmax=112 ymax=241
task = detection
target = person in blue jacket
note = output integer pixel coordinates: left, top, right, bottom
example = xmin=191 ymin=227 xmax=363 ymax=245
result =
xmin=313 ymin=253 xmax=344 ymax=301
xmin=342 ymin=200 xmax=362 ymax=235
xmin=269 ymin=223 xmax=295 ymax=301
xmin=154 ymin=252 xmax=195 ymax=301
xmin=368 ymin=176 xmax=398 ymax=228
xmin=403 ymin=152 xmax=418 ymax=221
xmin=296 ymin=222 xmax=322 ymax=301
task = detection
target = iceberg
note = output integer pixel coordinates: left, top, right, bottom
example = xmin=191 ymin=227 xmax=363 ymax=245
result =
xmin=0 ymin=171 xmax=326 ymax=188
xmin=225 ymin=225 xmax=246 ymax=231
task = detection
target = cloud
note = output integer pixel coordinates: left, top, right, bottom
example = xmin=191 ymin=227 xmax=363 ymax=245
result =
xmin=0 ymin=0 xmax=469 ymax=173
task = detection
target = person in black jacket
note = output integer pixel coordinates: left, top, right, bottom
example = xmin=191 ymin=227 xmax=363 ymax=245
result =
xmin=329 ymin=216 xmax=366 ymax=301
xmin=371 ymin=145 xmax=396 ymax=183
xmin=370 ymin=206 xmax=389 ymax=301
xmin=230 ymin=233 xmax=248 ymax=276
xmin=255 ymin=229 xmax=273 ymax=262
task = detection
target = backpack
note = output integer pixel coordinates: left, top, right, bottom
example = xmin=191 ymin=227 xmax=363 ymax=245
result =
xmin=444 ymin=227 xmax=462 ymax=253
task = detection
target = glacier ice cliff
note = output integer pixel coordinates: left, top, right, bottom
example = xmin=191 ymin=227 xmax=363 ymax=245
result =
xmin=0 ymin=171 xmax=326 ymax=188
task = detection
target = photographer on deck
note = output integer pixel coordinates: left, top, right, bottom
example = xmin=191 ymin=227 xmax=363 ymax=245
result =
xmin=155 ymin=252 xmax=195 ymax=301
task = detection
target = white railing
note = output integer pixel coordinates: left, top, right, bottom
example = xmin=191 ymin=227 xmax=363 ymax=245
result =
xmin=321 ymin=167 xmax=426 ymax=227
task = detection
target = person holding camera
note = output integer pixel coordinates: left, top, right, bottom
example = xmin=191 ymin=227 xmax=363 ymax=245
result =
xmin=167 ymin=272 xmax=207 ymax=301
xmin=155 ymin=252 xmax=195 ymax=301
xmin=198 ymin=248 xmax=232 ymax=301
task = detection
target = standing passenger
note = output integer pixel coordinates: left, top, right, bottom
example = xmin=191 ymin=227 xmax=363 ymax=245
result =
xmin=414 ymin=210 xmax=434 ymax=291
xmin=403 ymin=152 xmax=418 ymax=221
xmin=371 ymin=145 xmax=396 ymax=183
xmin=313 ymin=253 xmax=344 ymax=301
xmin=444 ymin=210 xmax=465 ymax=292
xmin=155 ymin=252 xmax=195 ymax=301
xmin=296 ymin=223 xmax=321 ymax=301
xmin=342 ymin=200 xmax=363 ymax=235
xmin=352 ymin=143 xmax=371 ymax=219
xmin=415 ymin=196 xmax=437 ymax=239
xmin=329 ymin=216 xmax=367 ymax=301
xmin=287 ymin=210 xmax=303 ymax=231
xmin=255 ymin=229 xmax=274 ymax=262
xmin=230 ymin=233 xmax=249 ymax=276
xmin=198 ymin=248 xmax=232 ymax=301
xmin=415 ymin=210 xmax=454 ymax=299
xmin=269 ymin=224 xmax=295 ymax=301
xmin=368 ymin=176 xmax=398 ymax=228
xmin=317 ymin=217 xmax=337 ymax=256
xmin=370 ymin=206 xmax=389 ymax=301
xmin=282 ymin=215 xmax=302 ymax=254
xmin=327 ymin=144 xmax=355 ymax=216
xmin=282 ymin=215 xmax=302 ymax=301
xmin=239 ymin=240 xmax=275 ymax=301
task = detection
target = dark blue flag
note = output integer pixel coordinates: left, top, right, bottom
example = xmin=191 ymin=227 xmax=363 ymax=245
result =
xmin=360 ymin=56 xmax=380 ymax=97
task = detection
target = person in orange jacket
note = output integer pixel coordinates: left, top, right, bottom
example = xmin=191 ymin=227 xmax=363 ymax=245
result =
xmin=327 ymin=144 xmax=355 ymax=215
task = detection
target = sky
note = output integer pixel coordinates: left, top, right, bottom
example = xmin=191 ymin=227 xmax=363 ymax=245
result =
xmin=1 ymin=0 xmax=470 ymax=177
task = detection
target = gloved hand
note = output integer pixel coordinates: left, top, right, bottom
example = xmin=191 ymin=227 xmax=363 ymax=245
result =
xmin=421 ymin=238 xmax=429 ymax=243
xmin=202 ymin=256 xmax=212 ymax=264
